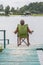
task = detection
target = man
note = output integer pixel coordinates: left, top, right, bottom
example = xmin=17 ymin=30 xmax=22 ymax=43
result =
xmin=14 ymin=20 xmax=34 ymax=46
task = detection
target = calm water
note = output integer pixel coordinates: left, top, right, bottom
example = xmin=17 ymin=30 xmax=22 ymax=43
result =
xmin=0 ymin=15 xmax=43 ymax=45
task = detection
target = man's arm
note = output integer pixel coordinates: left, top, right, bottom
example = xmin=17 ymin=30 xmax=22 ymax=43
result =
xmin=14 ymin=27 xmax=18 ymax=34
xmin=27 ymin=27 xmax=34 ymax=34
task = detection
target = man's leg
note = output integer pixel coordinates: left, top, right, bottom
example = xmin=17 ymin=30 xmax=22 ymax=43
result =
xmin=17 ymin=37 xmax=21 ymax=46
xmin=27 ymin=35 xmax=30 ymax=46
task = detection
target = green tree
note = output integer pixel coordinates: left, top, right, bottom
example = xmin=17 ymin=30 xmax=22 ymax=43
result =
xmin=0 ymin=4 xmax=4 ymax=11
xmin=19 ymin=2 xmax=43 ymax=14
xmin=11 ymin=7 xmax=15 ymax=14
xmin=11 ymin=7 xmax=15 ymax=12
xmin=38 ymin=2 xmax=43 ymax=13
xmin=5 ymin=5 xmax=10 ymax=15
xmin=20 ymin=5 xmax=28 ymax=13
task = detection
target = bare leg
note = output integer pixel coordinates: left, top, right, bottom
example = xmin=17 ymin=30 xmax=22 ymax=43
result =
xmin=17 ymin=37 xmax=19 ymax=46
xmin=27 ymin=35 xmax=30 ymax=46
xmin=17 ymin=37 xmax=21 ymax=46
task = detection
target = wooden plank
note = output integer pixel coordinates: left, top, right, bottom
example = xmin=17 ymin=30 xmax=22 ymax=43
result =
xmin=0 ymin=48 xmax=40 ymax=65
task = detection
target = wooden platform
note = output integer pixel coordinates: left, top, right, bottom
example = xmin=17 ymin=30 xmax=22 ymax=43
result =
xmin=0 ymin=43 xmax=43 ymax=65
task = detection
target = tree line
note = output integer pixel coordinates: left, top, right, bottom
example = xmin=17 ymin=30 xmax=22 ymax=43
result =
xmin=20 ymin=2 xmax=43 ymax=14
xmin=0 ymin=5 xmax=19 ymax=15
xmin=0 ymin=2 xmax=43 ymax=15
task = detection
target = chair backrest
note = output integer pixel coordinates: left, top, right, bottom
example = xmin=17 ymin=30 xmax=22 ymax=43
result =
xmin=17 ymin=24 xmax=28 ymax=38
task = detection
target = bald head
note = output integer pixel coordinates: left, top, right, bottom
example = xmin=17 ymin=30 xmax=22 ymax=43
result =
xmin=20 ymin=20 xmax=25 ymax=25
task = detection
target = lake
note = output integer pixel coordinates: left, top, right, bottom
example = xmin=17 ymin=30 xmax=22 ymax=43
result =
xmin=0 ymin=15 xmax=43 ymax=46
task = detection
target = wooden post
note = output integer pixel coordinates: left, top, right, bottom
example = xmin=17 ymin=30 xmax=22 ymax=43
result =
xmin=4 ymin=30 xmax=6 ymax=48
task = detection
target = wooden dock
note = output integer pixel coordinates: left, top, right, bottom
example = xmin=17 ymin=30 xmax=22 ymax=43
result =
xmin=0 ymin=43 xmax=43 ymax=65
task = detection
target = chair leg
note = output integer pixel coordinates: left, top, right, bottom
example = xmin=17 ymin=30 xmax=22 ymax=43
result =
xmin=17 ymin=35 xmax=30 ymax=46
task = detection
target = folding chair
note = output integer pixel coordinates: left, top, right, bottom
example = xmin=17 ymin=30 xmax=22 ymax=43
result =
xmin=17 ymin=24 xmax=30 ymax=46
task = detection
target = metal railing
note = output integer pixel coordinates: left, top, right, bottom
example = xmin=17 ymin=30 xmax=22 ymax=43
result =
xmin=0 ymin=30 xmax=9 ymax=48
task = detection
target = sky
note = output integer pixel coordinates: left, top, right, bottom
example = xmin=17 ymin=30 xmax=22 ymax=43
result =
xmin=0 ymin=0 xmax=43 ymax=9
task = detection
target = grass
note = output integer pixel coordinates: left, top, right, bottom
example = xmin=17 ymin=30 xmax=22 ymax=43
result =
xmin=0 ymin=49 xmax=3 ymax=52
xmin=0 ymin=45 xmax=3 ymax=52
xmin=31 ymin=14 xmax=43 ymax=16
xmin=0 ymin=13 xmax=43 ymax=16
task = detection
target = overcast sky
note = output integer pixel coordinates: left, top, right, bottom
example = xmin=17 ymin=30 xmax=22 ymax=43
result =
xmin=0 ymin=0 xmax=43 ymax=9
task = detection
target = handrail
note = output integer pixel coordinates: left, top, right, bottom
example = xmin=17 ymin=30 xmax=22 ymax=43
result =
xmin=0 ymin=39 xmax=9 ymax=44
xmin=0 ymin=30 xmax=9 ymax=48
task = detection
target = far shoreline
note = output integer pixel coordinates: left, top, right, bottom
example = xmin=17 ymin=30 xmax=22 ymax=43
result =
xmin=0 ymin=14 xmax=43 ymax=16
